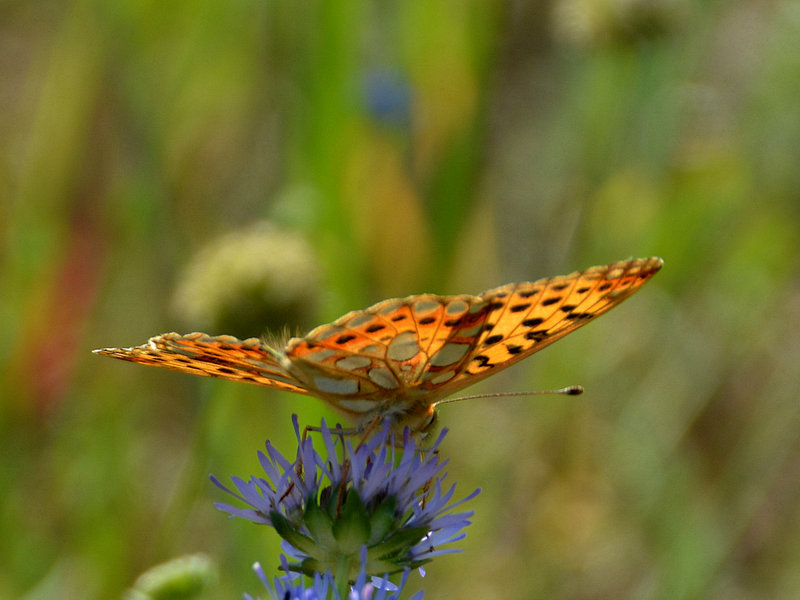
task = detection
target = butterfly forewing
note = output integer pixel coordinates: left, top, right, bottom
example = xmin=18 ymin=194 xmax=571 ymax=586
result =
xmin=94 ymin=332 xmax=309 ymax=395
xmin=451 ymin=256 xmax=664 ymax=389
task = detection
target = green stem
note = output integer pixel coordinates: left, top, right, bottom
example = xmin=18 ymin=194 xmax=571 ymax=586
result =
xmin=334 ymin=553 xmax=352 ymax=600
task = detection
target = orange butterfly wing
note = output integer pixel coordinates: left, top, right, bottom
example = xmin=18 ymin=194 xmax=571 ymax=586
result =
xmin=94 ymin=332 xmax=309 ymax=395
xmin=284 ymin=292 xmax=493 ymax=407
xmin=95 ymin=257 xmax=662 ymax=426
xmin=443 ymin=255 xmax=663 ymax=393
xmin=277 ymin=256 xmax=662 ymax=406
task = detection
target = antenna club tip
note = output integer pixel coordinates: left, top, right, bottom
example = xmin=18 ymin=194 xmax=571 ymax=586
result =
xmin=566 ymin=385 xmax=584 ymax=395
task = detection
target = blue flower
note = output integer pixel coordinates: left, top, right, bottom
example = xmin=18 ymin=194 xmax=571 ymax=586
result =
xmin=211 ymin=415 xmax=478 ymax=587
xmin=245 ymin=551 xmax=424 ymax=600
xmin=363 ymin=70 xmax=412 ymax=127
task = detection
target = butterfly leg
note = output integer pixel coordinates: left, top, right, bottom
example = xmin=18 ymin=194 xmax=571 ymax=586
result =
xmin=302 ymin=415 xmax=414 ymax=448
xmin=354 ymin=416 xmax=385 ymax=450
xmin=302 ymin=422 xmax=365 ymax=439
xmin=297 ymin=422 xmax=354 ymax=515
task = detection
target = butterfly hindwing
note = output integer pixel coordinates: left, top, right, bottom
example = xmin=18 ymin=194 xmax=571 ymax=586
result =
xmin=285 ymin=294 xmax=489 ymax=399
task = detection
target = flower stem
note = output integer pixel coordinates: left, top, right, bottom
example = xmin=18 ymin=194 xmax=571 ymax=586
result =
xmin=334 ymin=553 xmax=352 ymax=600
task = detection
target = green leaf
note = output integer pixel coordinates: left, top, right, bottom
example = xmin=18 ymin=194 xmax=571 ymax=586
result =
xmin=372 ymin=526 xmax=429 ymax=558
xmin=270 ymin=511 xmax=318 ymax=555
xmin=303 ymin=498 xmax=336 ymax=549
xmin=332 ymin=489 xmax=370 ymax=553
xmin=367 ymin=496 xmax=397 ymax=545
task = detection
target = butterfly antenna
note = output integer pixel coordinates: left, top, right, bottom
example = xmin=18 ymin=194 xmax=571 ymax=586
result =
xmin=437 ymin=385 xmax=583 ymax=406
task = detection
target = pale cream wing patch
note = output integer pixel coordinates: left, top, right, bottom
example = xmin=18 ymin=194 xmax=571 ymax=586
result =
xmin=284 ymin=293 xmax=490 ymax=405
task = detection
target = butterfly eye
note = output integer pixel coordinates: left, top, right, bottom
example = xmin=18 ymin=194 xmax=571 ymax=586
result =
xmin=421 ymin=411 xmax=438 ymax=434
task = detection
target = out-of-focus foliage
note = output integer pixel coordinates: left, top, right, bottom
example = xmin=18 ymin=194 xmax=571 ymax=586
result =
xmin=2 ymin=0 xmax=799 ymax=598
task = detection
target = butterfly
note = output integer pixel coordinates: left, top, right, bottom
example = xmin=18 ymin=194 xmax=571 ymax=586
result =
xmin=95 ymin=257 xmax=662 ymax=436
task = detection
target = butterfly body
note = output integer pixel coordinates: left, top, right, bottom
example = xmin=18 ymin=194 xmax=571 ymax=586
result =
xmin=96 ymin=257 xmax=663 ymax=435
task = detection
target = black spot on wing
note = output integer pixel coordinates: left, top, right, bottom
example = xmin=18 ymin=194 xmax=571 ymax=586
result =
xmin=525 ymin=330 xmax=549 ymax=342
xmin=473 ymin=355 xmax=493 ymax=368
xmin=518 ymin=288 xmax=541 ymax=298
xmin=565 ymin=312 xmax=593 ymax=321
xmin=522 ymin=318 xmax=544 ymax=327
xmin=483 ymin=334 xmax=504 ymax=345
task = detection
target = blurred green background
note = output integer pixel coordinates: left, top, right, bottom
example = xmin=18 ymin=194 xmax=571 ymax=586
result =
xmin=3 ymin=0 xmax=800 ymax=598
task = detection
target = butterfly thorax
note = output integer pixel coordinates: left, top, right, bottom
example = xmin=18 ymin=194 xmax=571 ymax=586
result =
xmin=275 ymin=343 xmax=445 ymax=434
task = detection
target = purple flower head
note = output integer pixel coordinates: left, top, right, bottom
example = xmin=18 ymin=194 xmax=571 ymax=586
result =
xmin=212 ymin=415 xmax=478 ymax=583
xmin=245 ymin=550 xmax=424 ymax=600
